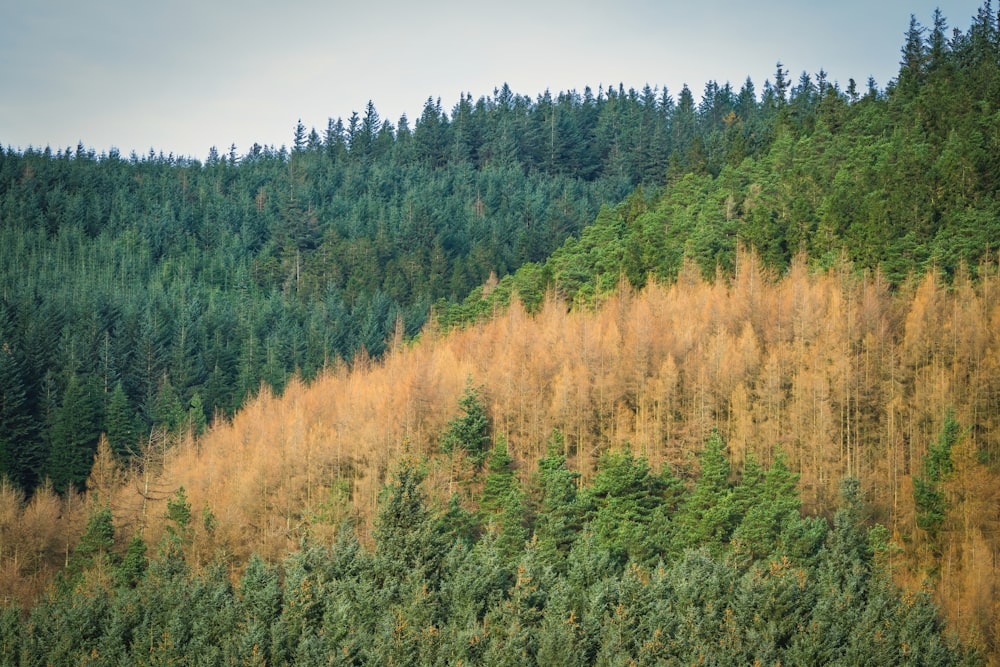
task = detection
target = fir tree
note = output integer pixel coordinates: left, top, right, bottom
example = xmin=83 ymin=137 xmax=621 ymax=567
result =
xmin=440 ymin=379 xmax=492 ymax=467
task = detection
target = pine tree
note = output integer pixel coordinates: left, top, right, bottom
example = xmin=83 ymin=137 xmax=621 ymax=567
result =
xmin=187 ymin=391 xmax=207 ymax=435
xmin=479 ymin=435 xmax=527 ymax=560
xmin=672 ymin=431 xmax=736 ymax=555
xmin=440 ymin=379 xmax=492 ymax=467
xmin=583 ymin=449 xmax=678 ymax=565
xmin=373 ymin=457 xmax=447 ymax=587
xmin=104 ymin=380 xmax=137 ymax=461
xmin=113 ymin=534 xmax=148 ymax=588
xmin=914 ymin=410 xmax=960 ymax=548
xmin=532 ymin=431 xmax=583 ymax=567
xmin=46 ymin=372 xmax=103 ymax=493
xmin=0 ymin=339 xmax=38 ymax=488
xmin=150 ymin=372 xmax=185 ymax=433
xmin=63 ymin=504 xmax=116 ymax=586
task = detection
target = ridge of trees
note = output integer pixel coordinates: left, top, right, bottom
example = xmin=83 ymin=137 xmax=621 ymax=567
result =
xmin=3 ymin=7 xmax=998 ymax=499
xmin=440 ymin=4 xmax=1000 ymax=326
xmin=2 ymin=436 xmax=976 ymax=665
xmin=1 ymin=4 xmax=1000 ymax=661
xmin=2 ymin=251 xmax=998 ymax=657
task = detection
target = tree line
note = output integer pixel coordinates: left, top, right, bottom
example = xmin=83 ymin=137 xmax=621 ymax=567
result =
xmin=4 ymin=6 xmax=997 ymax=498
xmin=1 ymin=431 xmax=975 ymax=665
xmin=440 ymin=4 xmax=1000 ymax=327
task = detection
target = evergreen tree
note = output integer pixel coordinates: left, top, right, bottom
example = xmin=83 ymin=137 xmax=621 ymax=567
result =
xmin=532 ymin=431 xmax=583 ymax=566
xmin=46 ymin=372 xmax=103 ymax=493
xmin=63 ymin=505 xmax=116 ymax=587
xmin=479 ymin=435 xmax=527 ymax=560
xmin=440 ymin=378 xmax=492 ymax=467
xmin=150 ymin=372 xmax=185 ymax=433
xmin=113 ymin=534 xmax=148 ymax=588
xmin=0 ymin=338 xmax=38 ymax=488
xmin=672 ymin=430 xmax=736 ymax=555
xmin=186 ymin=391 xmax=207 ymax=435
xmin=913 ymin=410 xmax=960 ymax=549
xmin=582 ymin=449 xmax=680 ymax=565
xmin=373 ymin=457 xmax=448 ymax=587
xmin=104 ymin=380 xmax=138 ymax=461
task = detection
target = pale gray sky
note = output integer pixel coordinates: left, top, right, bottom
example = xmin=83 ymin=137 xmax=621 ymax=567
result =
xmin=0 ymin=1 xmax=987 ymax=160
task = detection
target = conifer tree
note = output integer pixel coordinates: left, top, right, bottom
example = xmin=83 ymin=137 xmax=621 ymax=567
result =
xmin=150 ymin=372 xmax=185 ymax=433
xmin=0 ymin=339 xmax=37 ymax=488
xmin=479 ymin=436 xmax=527 ymax=560
xmin=63 ymin=504 xmax=116 ymax=586
xmin=440 ymin=379 xmax=491 ymax=467
xmin=532 ymin=431 xmax=583 ymax=566
xmin=672 ymin=430 xmax=736 ymax=555
xmin=583 ymin=449 xmax=677 ymax=565
xmin=113 ymin=534 xmax=148 ymax=588
xmin=104 ymin=380 xmax=137 ymax=461
xmin=914 ymin=410 xmax=960 ymax=549
xmin=46 ymin=372 xmax=103 ymax=493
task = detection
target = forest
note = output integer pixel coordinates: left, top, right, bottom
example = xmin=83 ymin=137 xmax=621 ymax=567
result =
xmin=1 ymin=3 xmax=1000 ymax=664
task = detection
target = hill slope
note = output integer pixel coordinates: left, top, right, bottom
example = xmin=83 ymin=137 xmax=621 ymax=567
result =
xmin=4 ymin=252 xmax=997 ymax=657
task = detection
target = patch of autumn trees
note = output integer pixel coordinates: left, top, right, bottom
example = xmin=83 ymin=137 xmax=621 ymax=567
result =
xmin=2 ymin=251 xmax=998 ymax=658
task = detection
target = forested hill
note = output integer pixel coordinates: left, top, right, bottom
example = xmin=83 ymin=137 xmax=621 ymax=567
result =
xmin=1 ymin=5 xmax=1000 ymax=664
xmin=0 ymin=2 xmax=997 ymax=508
xmin=442 ymin=5 xmax=1000 ymax=324
xmin=0 ymin=40 xmax=826 ymax=496
xmin=1 ymin=79 xmax=727 ymax=494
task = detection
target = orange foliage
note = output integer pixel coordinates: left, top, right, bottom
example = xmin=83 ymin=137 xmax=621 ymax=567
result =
xmin=2 ymin=253 xmax=998 ymax=655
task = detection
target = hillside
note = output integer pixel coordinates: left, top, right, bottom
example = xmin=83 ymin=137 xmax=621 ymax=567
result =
xmin=2 ymin=4 xmax=1000 ymax=664
xmin=3 ymin=252 xmax=998 ymax=659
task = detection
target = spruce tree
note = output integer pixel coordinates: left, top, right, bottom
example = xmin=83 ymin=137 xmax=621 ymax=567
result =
xmin=672 ymin=430 xmax=736 ymax=555
xmin=0 ymin=340 xmax=37 ymax=488
xmin=46 ymin=372 xmax=103 ymax=493
xmin=440 ymin=379 xmax=491 ymax=467
xmin=104 ymin=380 xmax=138 ymax=461
xmin=913 ymin=410 xmax=960 ymax=549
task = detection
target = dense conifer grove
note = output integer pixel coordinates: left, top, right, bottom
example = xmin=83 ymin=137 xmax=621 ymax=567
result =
xmin=2 ymin=4 xmax=1000 ymax=664
xmin=0 ymin=448 xmax=977 ymax=664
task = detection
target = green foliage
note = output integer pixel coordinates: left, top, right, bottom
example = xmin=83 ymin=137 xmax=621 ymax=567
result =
xmin=0 ymin=334 xmax=38 ymax=488
xmin=582 ymin=448 xmax=682 ymax=565
xmin=0 ymin=7 xmax=994 ymax=663
xmin=161 ymin=486 xmax=193 ymax=564
xmin=480 ymin=434 xmax=517 ymax=516
xmin=150 ymin=372 xmax=185 ymax=433
xmin=46 ymin=372 xmax=103 ymax=493
xmin=532 ymin=431 xmax=584 ymax=566
xmin=732 ymin=451 xmax=827 ymax=563
xmin=914 ymin=410 xmax=961 ymax=546
xmin=113 ymin=534 xmax=148 ymax=588
xmin=62 ymin=505 xmax=117 ymax=588
xmin=4 ymin=442 xmax=976 ymax=666
xmin=440 ymin=379 xmax=492 ymax=467
xmin=672 ymin=430 xmax=737 ymax=555
xmin=477 ymin=436 xmax=529 ymax=559
xmin=373 ymin=458 xmax=452 ymax=591
xmin=104 ymin=381 xmax=139 ymax=461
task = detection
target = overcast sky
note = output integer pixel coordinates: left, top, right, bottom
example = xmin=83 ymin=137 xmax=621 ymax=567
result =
xmin=0 ymin=0 xmax=987 ymax=160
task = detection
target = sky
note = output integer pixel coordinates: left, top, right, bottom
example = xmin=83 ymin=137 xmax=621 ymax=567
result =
xmin=0 ymin=0 xmax=988 ymax=161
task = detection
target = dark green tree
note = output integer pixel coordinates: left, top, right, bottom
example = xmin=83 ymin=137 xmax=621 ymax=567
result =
xmin=532 ymin=431 xmax=584 ymax=566
xmin=582 ymin=449 xmax=681 ymax=565
xmin=150 ymin=372 xmax=185 ymax=433
xmin=113 ymin=534 xmax=148 ymax=588
xmin=913 ymin=410 xmax=960 ymax=548
xmin=440 ymin=378 xmax=492 ymax=467
xmin=0 ymin=338 xmax=38 ymax=488
xmin=62 ymin=504 xmax=117 ymax=587
xmin=672 ymin=430 xmax=736 ymax=555
xmin=104 ymin=380 xmax=138 ymax=461
xmin=46 ymin=372 xmax=103 ymax=493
